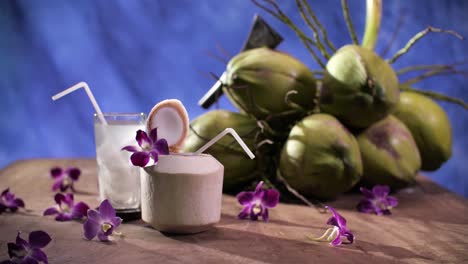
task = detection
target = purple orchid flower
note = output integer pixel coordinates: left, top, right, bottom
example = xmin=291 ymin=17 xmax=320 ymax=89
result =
xmin=309 ymin=206 xmax=354 ymax=247
xmin=121 ymin=128 xmax=169 ymax=167
xmin=43 ymin=193 xmax=89 ymax=221
xmin=0 ymin=188 xmax=25 ymax=214
xmin=50 ymin=167 xmax=81 ymax=192
xmin=83 ymin=199 xmax=122 ymax=242
xmin=1 ymin=230 xmax=51 ymax=264
xmin=357 ymin=185 xmax=398 ymax=215
xmin=236 ymin=181 xmax=280 ymax=222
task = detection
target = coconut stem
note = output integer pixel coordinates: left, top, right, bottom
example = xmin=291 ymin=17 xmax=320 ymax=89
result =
xmin=361 ymin=0 xmax=382 ymax=50
xmin=400 ymin=86 xmax=468 ymax=110
xmin=298 ymin=0 xmax=337 ymax=52
xmin=388 ymin=26 xmax=464 ymax=64
xmin=341 ymin=0 xmax=360 ymax=45
xmin=397 ymin=59 xmax=468 ymax=75
xmin=381 ymin=11 xmax=406 ymax=57
xmin=251 ymin=0 xmax=326 ymax=68
xmin=295 ymin=0 xmax=331 ymax=59
xmin=276 ymin=170 xmax=327 ymax=213
xmin=402 ymin=69 xmax=468 ymax=86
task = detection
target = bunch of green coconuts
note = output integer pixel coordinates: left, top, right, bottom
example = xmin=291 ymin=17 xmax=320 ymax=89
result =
xmin=183 ymin=0 xmax=466 ymax=200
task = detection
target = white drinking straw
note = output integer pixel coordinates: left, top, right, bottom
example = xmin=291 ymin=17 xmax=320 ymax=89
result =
xmin=195 ymin=128 xmax=255 ymax=159
xmin=51 ymin=82 xmax=107 ymax=125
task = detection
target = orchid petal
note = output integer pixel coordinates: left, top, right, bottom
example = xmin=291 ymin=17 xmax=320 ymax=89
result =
xmin=99 ymin=200 xmax=116 ymax=221
xmin=28 ymin=231 xmax=51 ymax=249
xmin=63 ymin=194 xmax=75 ymax=207
xmin=51 ymin=180 xmax=62 ymax=192
xmin=343 ymin=231 xmax=354 ymax=244
xmin=250 ymin=209 xmax=259 ymax=221
xmin=71 ymin=202 xmax=90 ymax=219
xmin=330 ymin=232 xmax=342 ymax=246
xmin=386 ymin=196 xmax=398 ymax=207
xmin=54 ymin=193 xmax=65 ymax=205
xmin=110 ymin=217 xmax=123 ymax=228
xmin=43 ymin=207 xmax=59 ymax=216
xmin=262 ymin=208 xmax=269 ymax=222
xmin=136 ymin=130 xmax=151 ymax=148
xmin=15 ymin=232 xmax=28 ymax=247
xmin=237 ymin=206 xmax=250 ymax=219
xmin=373 ymin=185 xmax=390 ymax=197
xmin=236 ymin=192 xmax=254 ymax=206
xmin=262 ymin=189 xmax=279 ymax=208
xmin=0 ymin=203 xmax=6 ymax=214
xmin=50 ymin=167 xmax=63 ymax=179
xmin=83 ymin=218 xmax=100 ymax=240
xmin=7 ymin=242 xmax=25 ymax=258
xmin=121 ymin=146 xmax=139 ymax=153
xmin=359 ymin=187 xmax=374 ymax=199
xmin=155 ymin=139 xmax=169 ymax=155
xmin=254 ymin=181 xmax=264 ymax=195
xmin=149 ymin=127 xmax=158 ymax=143
xmin=87 ymin=209 xmax=102 ymax=223
xmin=326 ymin=207 xmax=346 ymax=228
xmin=150 ymin=151 xmax=159 ymax=164
xmin=97 ymin=232 xmax=109 ymax=242
xmin=356 ymin=200 xmax=375 ymax=213
xmin=29 ymin=248 xmax=48 ymax=264
xmin=0 ymin=188 xmax=9 ymax=197
xmin=130 ymin=152 xmax=150 ymax=167
xmin=67 ymin=168 xmax=81 ymax=180
xmin=55 ymin=214 xmax=73 ymax=221
xmin=14 ymin=198 xmax=25 ymax=208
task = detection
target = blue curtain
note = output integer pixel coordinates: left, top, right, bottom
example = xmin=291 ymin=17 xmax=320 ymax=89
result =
xmin=1 ymin=0 xmax=467 ymax=196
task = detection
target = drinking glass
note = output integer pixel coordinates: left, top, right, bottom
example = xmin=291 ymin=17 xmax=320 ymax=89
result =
xmin=94 ymin=112 xmax=146 ymax=213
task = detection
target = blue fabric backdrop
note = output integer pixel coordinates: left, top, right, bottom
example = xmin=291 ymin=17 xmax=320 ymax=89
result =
xmin=1 ymin=0 xmax=467 ymax=196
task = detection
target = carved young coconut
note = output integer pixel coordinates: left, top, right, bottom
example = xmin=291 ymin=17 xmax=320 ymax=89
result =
xmin=147 ymin=99 xmax=189 ymax=153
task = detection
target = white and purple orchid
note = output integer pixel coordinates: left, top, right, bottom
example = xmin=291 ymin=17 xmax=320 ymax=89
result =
xmin=50 ymin=167 xmax=81 ymax=192
xmin=121 ymin=128 xmax=169 ymax=167
xmin=309 ymin=206 xmax=354 ymax=247
xmin=236 ymin=181 xmax=280 ymax=222
xmin=0 ymin=188 xmax=25 ymax=214
xmin=1 ymin=231 xmax=51 ymax=264
xmin=83 ymin=199 xmax=122 ymax=242
xmin=357 ymin=185 xmax=398 ymax=215
xmin=43 ymin=193 xmax=89 ymax=221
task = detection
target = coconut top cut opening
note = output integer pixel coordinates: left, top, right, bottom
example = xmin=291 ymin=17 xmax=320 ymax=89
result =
xmin=147 ymin=99 xmax=189 ymax=152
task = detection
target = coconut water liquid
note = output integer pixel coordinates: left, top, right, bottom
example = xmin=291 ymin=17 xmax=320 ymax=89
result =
xmin=94 ymin=118 xmax=144 ymax=210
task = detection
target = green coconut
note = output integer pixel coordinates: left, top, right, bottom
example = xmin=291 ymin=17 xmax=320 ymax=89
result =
xmin=357 ymin=115 xmax=421 ymax=188
xmin=224 ymin=47 xmax=317 ymax=120
xmin=393 ymin=91 xmax=452 ymax=171
xmin=181 ymin=110 xmax=258 ymax=193
xmin=279 ymin=114 xmax=362 ymax=200
xmin=321 ymin=45 xmax=400 ymax=128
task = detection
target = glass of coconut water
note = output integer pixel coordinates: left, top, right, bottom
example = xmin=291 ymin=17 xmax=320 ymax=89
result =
xmin=94 ymin=113 xmax=146 ymax=214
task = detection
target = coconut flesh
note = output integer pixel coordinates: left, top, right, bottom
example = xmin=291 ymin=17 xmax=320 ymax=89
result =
xmin=147 ymin=99 xmax=189 ymax=152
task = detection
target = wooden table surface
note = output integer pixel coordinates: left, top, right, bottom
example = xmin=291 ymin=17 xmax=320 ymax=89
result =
xmin=0 ymin=159 xmax=467 ymax=264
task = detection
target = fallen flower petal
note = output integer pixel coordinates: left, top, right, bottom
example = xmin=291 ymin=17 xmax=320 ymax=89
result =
xmin=308 ymin=206 xmax=354 ymax=247
xmin=357 ymin=185 xmax=398 ymax=215
xmin=2 ymin=230 xmax=51 ymax=264
xmin=43 ymin=193 xmax=89 ymax=221
xmin=83 ymin=199 xmax=122 ymax=242
xmin=236 ymin=181 xmax=280 ymax=222
xmin=50 ymin=167 xmax=81 ymax=192
xmin=0 ymin=188 xmax=25 ymax=214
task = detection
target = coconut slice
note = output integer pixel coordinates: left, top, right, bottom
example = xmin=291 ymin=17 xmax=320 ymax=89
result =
xmin=147 ymin=99 xmax=189 ymax=153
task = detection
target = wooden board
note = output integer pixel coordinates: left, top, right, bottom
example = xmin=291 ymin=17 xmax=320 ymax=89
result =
xmin=0 ymin=159 xmax=467 ymax=264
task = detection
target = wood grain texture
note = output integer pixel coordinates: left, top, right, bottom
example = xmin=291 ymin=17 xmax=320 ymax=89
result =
xmin=0 ymin=159 xmax=467 ymax=264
